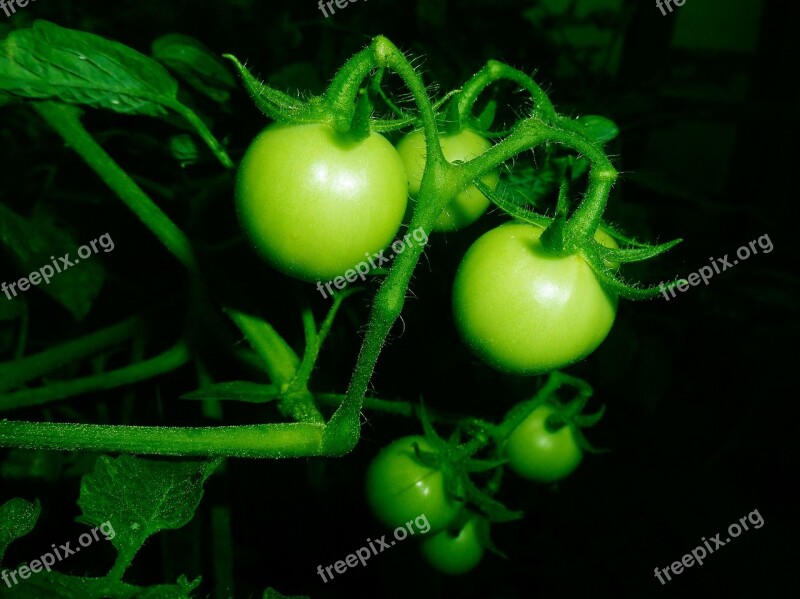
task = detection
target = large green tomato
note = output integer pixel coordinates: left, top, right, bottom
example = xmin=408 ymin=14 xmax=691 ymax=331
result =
xmin=236 ymin=122 xmax=408 ymax=282
xmin=505 ymin=404 xmax=583 ymax=482
xmin=365 ymin=436 xmax=462 ymax=534
xmin=452 ymin=222 xmax=618 ymax=374
xmin=395 ymin=129 xmax=499 ymax=232
xmin=419 ymin=518 xmax=485 ymax=575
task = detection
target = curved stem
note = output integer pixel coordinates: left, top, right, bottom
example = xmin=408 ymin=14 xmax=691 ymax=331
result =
xmin=170 ymin=102 xmax=234 ymax=169
xmin=0 ymin=340 xmax=190 ymax=413
xmin=34 ymin=102 xmax=200 ymax=273
xmin=323 ymin=43 xmax=457 ymax=454
xmin=494 ymin=372 xmax=593 ymax=441
xmin=451 ymin=60 xmax=556 ymax=129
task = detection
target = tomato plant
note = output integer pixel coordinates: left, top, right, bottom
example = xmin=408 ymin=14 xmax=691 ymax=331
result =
xmin=395 ymin=129 xmax=499 ymax=232
xmin=452 ymin=222 xmax=619 ymax=374
xmin=505 ymin=404 xmax=583 ymax=482
xmin=0 ymin=16 xmax=684 ymax=597
xmin=419 ymin=517 xmax=486 ymax=575
xmin=365 ymin=435 xmax=463 ymax=533
xmin=236 ymin=122 xmax=408 ymax=282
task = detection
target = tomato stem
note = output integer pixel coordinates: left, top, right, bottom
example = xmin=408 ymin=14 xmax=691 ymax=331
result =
xmin=0 ymin=341 xmax=190 ymax=413
xmin=0 ymin=315 xmax=145 ymax=393
xmin=0 ymin=420 xmax=326 ymax=458
xmin=34 ymin=102 xmax=201 ymax=273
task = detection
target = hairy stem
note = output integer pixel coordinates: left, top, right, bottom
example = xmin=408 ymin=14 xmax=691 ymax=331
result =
xmin=0 ymin=420 xmax=325 ymax=458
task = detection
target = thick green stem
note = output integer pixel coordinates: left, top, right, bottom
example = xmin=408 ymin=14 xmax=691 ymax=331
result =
xmin=0 ymin=420 xmax=325 ymax=458
xmin=0 ymin=315 xmax=144 ymax=393
xmin=0 ymin=341 xmax=190 ymax=413
xmin=33 ymin=102 xmax=200 ymax=273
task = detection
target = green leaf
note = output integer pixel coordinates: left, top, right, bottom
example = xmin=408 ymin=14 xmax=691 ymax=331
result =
xmin=151 ymin=34 xmax=235 ymax=104
xmin=181 ymin=381 xmax=280 ymax=403
xmin=0 ymin=203 xmax=105 ymax=321
xmin=76 ymin=455 xmax=221 ymax=575
xmin=0 ymin=21 xmax=233 ymax=169
xmin=0 ymin=21 xmax=178 ymax=117
xmin=168 ymin=134 xmax=200 ymax=167
xmin=576 ymin=114 xmax=619 ymax=144
xmin=0 ymin=497 xmax=40 ymax=562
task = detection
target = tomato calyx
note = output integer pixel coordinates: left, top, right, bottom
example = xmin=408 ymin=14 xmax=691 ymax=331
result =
xmin=414 ymin=404 xmax=524 ymax=525
xmin=497 ymin=372 xmax=608 ymax=458
xmin=472 ymin=175 xmax=683 ymax=299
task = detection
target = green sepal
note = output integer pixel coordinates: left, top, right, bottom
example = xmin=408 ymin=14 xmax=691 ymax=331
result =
xmin=599 ymin=238 xmax=683 ymax=264
xmin=224 ymin=54 xmax=317 ymax=123
xmin=473 ymin=177 xmax=552 ymax=228
xmin=460 ymin=475 xmax=523 ymax=523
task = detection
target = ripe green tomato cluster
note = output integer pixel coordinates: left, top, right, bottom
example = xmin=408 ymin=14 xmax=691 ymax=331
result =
xmin=505 ymin=404 xmax=583 ymax=482
xmin=364 ymin=436 xmax=463 ymax=535
xmin=236 ymin=123 xmax=408 ymax=282
xmin=396 ymin=129 xmax=499 ymax=232
xmin=452 ymin=222 xmax=618 ymax=374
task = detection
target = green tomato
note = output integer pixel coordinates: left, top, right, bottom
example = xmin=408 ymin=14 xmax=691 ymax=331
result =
xmin=419 ymin=518 xmax=485 ymax=575
xmin=236 ymin=122 xmax=408 ymax=282
xmin=395 ymin=129 xmax=499 ymax=232
xmin=365 ymin=436 xmax=462 ymax=534
xmin=505 ymin=404 xmax=583 ymax=482
xmin=452 ymin=222 xmax=618 ymax=374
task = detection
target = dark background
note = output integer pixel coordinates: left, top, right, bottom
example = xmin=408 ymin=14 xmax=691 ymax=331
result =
xmin=1 ymin=0 xmax=798 ymax=597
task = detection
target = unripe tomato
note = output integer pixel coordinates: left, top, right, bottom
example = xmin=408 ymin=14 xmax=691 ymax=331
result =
xmin=452 ymin=222 xmax=618 ymax=374
xmin=419 ymin=518 xmax=485 ymax=575
xmin=505 ymin=404 xmax=583 ymax=482
xmin=395 ymin=129 xmax=499 ymax=232
xmin=365 ymin=436 xmax=462 ymax=534
xmin=236 ymin=123 xmax=408 ymax=282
